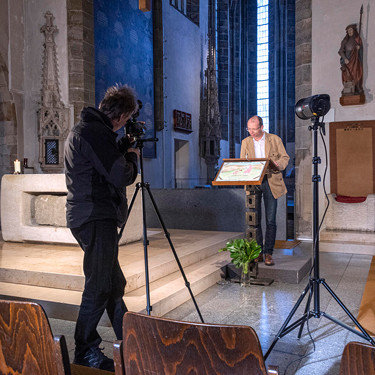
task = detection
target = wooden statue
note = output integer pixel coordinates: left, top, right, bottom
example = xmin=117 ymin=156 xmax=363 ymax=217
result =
xmin=339 ymin=6 xmax=365 ymax=106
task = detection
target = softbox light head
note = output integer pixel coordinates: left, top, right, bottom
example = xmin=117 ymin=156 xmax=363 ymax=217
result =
xmin=295 ymin=94 xmax=330 ymax=120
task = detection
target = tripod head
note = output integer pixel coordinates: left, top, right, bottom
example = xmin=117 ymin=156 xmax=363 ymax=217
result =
xmin=308 ymin=116 xmax=326 ymax=136
xmin=135 ymin=137 xmax=159 ymax=149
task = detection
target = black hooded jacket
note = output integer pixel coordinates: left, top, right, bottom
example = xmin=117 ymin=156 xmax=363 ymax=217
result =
xmin=65 ymin=107 xmax=138 ymax=228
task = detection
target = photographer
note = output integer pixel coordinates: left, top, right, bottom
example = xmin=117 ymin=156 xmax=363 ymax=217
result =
xmin=65 ymin=84 xmax=139 ymax=372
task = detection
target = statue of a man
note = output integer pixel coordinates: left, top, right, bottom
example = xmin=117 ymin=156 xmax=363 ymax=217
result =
xmin=338 ymin=24 xmax=363 ymax=96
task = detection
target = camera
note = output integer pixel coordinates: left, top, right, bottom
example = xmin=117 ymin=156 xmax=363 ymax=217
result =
xmin=125 ymin=100 xmax=146 ymax=140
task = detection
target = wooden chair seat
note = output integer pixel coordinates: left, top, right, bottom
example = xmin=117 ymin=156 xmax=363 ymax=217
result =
xmin=339 ymin=341 xmax=375 ymax=375
xmin=114 ymin=311 xmax=278 ymax=375
xmin=0 ymin=299 xmax=112 ymax=375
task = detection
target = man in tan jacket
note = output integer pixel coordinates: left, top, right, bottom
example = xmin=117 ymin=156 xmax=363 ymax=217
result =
xmin=240 ymin=116 xmax=289 ymax=266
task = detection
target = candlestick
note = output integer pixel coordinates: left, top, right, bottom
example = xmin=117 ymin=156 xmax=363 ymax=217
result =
xmin=14 ymin=159 xmax=21 ymax=174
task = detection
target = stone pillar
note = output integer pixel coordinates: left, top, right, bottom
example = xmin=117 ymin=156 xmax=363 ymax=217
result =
xmin=295 ymin=0 xmax=312 ymax=239
xmin=67 ymin=0 xmax=95 ymax=124
xmin=0 ymin=53 xmax=18 ymax=178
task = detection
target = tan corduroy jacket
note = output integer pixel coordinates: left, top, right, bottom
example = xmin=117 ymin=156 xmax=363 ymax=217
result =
xmin=240 ymin=132 xmax=290 ymax=199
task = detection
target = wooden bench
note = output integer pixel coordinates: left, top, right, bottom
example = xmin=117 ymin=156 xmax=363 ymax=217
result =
xmin=0 ymin=299 xmax=113 ymax=375
xmin=340 ymin=341 xmax=375 ymax=375
xmin=114 ymin=311 xmax=279 ymax=374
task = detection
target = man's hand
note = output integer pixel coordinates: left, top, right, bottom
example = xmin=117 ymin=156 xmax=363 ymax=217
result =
xmin=118 ymin=134 xmax=135 ymax=154
xmin=128 ymin=148 xmax=140 ymax=158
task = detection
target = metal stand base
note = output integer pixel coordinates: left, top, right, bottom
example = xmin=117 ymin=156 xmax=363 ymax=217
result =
xmin=264 ymin=117 xmax=375 ymax=361
xmin=264 ymin=277 xmax=375 ymax=360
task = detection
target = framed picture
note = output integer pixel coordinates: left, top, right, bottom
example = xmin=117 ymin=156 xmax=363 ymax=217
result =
xmin=212 ymin=158 xmax=274 ymax=186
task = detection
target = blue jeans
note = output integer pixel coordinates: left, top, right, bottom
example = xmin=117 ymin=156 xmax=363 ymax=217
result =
xmin=254 ymin=177 xmax=278 ymax=255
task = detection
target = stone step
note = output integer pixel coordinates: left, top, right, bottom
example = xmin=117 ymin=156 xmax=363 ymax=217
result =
xmin=0 ymin=230 xmax=241 ymax=293
xmin=0 ymin=251 xmax=231 ymax=324
xmin=320 ymin=229 xmax=375 ymax=244
xmin=320 ymin=230 xmax=375 ymax=255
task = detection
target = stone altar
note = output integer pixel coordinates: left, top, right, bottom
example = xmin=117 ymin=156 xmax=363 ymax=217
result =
xmin=1 ymin=174 xmax=142 ymax=245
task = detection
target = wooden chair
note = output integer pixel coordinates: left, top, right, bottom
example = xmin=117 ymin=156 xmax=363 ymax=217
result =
xmin=0 ymin=299 xmax=112 ymax=375
xmin=113 ymin=311 xmax=279 ymax=375
xmin=339 ymin=341 xmax=375 ymax=375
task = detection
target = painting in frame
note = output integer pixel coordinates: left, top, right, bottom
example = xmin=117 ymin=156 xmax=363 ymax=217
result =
xmin=212 ymin=158 xmax=273 ymax=186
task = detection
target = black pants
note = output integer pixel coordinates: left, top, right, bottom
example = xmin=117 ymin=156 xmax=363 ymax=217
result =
xmin=71 ymin=220 xmax=127 ymax=356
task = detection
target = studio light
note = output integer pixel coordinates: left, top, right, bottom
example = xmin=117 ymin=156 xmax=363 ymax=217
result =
xmin=295 ymin=94 xmax=331 ymax=120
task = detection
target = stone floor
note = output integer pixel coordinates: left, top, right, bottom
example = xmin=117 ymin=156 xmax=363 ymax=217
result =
xmin=48 ymin=241 xmax=374 ymax=375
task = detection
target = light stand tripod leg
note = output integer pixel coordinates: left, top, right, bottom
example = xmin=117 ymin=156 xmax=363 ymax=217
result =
xmin=298 ymin=282 xmax=314 ymax=338
xmin=321 ymin=280 xmax=375 ymax=344
xmin=264 ymin=282 xmax=312 ymax=360
xmin=144 ymin=183 xmax=205 ymax=323
xmin=265 ymin=116 xmax=375 ymax=360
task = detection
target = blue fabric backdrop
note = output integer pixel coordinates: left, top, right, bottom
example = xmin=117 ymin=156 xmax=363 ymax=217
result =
xmin=94 ymin=0 xmax=156 ymax=157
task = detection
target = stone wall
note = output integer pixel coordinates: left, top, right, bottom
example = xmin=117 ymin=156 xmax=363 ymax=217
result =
xmin=295 ymin=0 xmax=312 ymax=239
xmin=0 ymin=1 xmax=21 ymax=222
xmin=67 ymin=0 xmax=95 ymax=123
xmin=0 ymin=55 xmax=17 ymax=178
xmin=144 ymin=188 xmax=288 ymax=241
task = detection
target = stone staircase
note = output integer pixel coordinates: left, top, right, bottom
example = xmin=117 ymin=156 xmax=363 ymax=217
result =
xmin=0 ymin=229 xmax=242 ymax=324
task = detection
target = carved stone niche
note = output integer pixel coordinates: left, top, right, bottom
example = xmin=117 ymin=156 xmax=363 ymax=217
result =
xmin=38 ymin=11 xmax=70 ymax=173
xmin=38 ymin=107 xmax=70 ymax=173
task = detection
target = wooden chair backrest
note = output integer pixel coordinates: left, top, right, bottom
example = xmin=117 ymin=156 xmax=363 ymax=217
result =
xmin=0 ymin=299 xmax=70 ymax=375
xmin=116 ymin=311 xmax=268 ymax=375
xmin=339 ymin=341 xmax=375 ymax=375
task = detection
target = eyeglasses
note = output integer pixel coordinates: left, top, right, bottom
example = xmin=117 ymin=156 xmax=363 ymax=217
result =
xmin=247 ymin=127 xmax=261 ymax=132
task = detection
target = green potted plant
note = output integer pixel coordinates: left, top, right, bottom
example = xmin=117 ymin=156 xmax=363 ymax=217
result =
xmin=219 ymin=238 xmax=262 ymax=286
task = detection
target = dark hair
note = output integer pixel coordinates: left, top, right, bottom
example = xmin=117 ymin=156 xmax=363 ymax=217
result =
xmin=345 ymin=24 xmax=359 ymax=38
xmin=249 ymin=115 xmax=263 ymax=126
xmin=99 ymin=84 xmax=137 ymax=120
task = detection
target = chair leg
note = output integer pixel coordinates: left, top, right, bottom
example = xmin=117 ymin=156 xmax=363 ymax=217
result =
xmin=267 ymin=365 xmax=279 ymax=374
xmin=113 ymin=340 xmax=124 ymax=375
xmin=54 ymin=335 xmax=72 ymax=375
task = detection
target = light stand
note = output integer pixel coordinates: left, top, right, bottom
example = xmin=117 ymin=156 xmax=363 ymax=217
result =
xmin=264 ymin=117 xmax=375 ymax=360
xmin=118 ymin=137 xmax=204 ymax=322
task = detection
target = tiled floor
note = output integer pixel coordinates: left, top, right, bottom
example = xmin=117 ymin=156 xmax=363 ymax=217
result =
xmin=49 ymin=242 xmax=374 ymax=375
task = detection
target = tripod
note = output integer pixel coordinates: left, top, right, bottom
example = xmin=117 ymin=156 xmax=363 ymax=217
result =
xmin=118 ymin=137 xmax=204 ymax=322
xmin=264 ymin=117 xmax=375 ymax=360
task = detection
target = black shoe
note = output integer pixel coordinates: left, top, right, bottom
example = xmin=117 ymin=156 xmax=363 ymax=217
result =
xmin=73 ymin=347 xmax=115 ymax=372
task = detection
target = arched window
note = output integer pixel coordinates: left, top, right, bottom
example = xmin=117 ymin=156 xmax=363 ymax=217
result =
xmin=257 ymin=0 xmax=269 ymax=132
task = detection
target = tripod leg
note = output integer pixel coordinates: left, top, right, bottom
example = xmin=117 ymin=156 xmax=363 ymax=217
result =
xmin=144 ymin=183 xmax=205 ymax=323
xmin=264 ymin=282 xmax=312 ymax=360
xmin=118 ymin=183 xmax=141 ymax=242
xmin=298 ymin=284 xmax=313 ymax=338
xmin=321 ymin=280 xmax=375 ymax=345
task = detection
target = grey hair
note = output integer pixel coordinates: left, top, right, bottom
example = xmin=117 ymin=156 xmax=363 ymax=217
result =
xmin=99 ymin=84 xmax=138 ymax=120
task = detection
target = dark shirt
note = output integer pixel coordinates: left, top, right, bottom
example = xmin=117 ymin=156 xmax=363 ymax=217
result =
xmin=65 ymin=107 xmax=138 ymax=228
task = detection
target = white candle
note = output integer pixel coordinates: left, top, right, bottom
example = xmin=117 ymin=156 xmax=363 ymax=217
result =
xmin=14 ymin=159 xmax=21 ymax=173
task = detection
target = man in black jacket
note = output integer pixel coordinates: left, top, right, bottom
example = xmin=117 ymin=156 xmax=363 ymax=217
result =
xmin=65 ymin=84 xmax=139 ymax=372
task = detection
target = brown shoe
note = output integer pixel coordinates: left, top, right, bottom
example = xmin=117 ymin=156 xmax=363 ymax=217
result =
xmin=254 ymin=254 xmax=263 ymax=263
xmin=265 ymin=254 xmax=275 ymax=266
